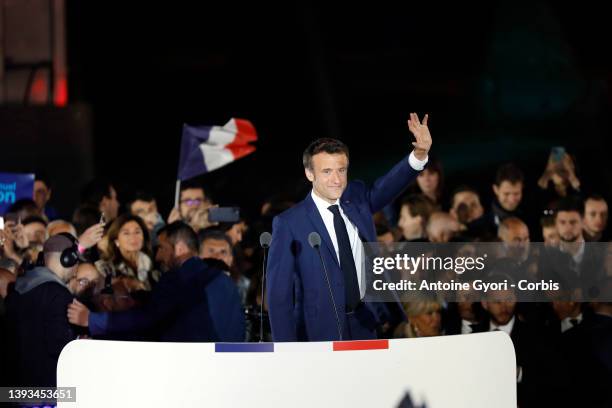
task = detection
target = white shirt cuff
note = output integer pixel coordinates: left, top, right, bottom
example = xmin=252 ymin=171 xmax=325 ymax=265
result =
xmin=408 ymin=151 xmax=429 ymax=171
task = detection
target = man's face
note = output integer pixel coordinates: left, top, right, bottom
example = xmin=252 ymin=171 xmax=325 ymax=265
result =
xmin=155 ymin=232 xmax=176 ymax=272
xmin=542 ymin=226 xmax=560 ymax=247
xmin=305 ymin=153 xmax=348 ymax=204
xmin=556 ymin=211 xmax=583 ymax=242
xmin=33 ymin=180 xmax=51 ymax=210
xmin=24 ymin=221 xmax=46 ymax=245
xmin=493 ymin=181 xmax=523 ymax=212
xmin=500 ymin=223 xmax=530 ymax=245
xmin=451 ymin=191 xmax=484 ymax=223
xmin=483 ymin=290 xmax=516 ymax=326
xmin=200 ymin=238 xmax=233 ymax=268
xmin=131 ymin=199 xmax=158 ymax=232
xmin=552 ymin=300 xmax=579 ymax=320
xmin=179 ymin=188 xmax=206 ymax=219
xmin=101 ymin=186 xmax=120 ymax=221
xmin=501 ymin=223 xmax=530 ymax=260
xmin=583 ymin=198 xmax=608 ymax=235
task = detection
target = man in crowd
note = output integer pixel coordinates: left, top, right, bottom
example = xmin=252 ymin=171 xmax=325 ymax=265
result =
xmin=489 ymin=163 xmax=527 ymax=228
xmin=4 ymin=234 xmax=80 ymax=386
xmin=128 ymin=190 xmax=165 ymax=245
xmin=199 ymin=228 xmax=250 ymax=306
xmin=80 ymin=178 xmax=120 ymax=223
xmin=582 ymin=193 xmax=608 ymax=242
xmin=33 ymin=173 xmax=59 ymax=221
xmin=168 ymin=181 xmax=215 ymax=233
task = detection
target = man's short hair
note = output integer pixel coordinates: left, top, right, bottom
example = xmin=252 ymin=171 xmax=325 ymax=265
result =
xmin=303 ymin=138 xmax=349 ymax=170
xmin=495 ymin=163 xmax=524 ymax=186
xmin=35 ymin=171 xmax=53 ymax=190
xmin=198 ymin=228 xmax=233 ymax=249
xmin=158 ymin=221 xmax=199 ymax=253
xmin=540 ymin=215 xmax=555 ymax=228
xmin=584 ymin=193 xmax=607 ymax=205
xmin=400 ymin=194 xmax=435 ymax=221
xmin=450 ymin=185 xmax=480 ymax=208
xmin=555 ymin=196 xmax=584 ymax=218
xmin=72 ymin=204 xmax=101 ymax=235
xmin=127 ymin=190 xmax=156 ymax=212
xmin=81 ymin=178 xmax=114 ymax=206
xmin=22 ymin=215 xmax=48 ymax=227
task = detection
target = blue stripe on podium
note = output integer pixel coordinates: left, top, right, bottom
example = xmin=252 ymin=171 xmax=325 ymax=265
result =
xmin=215 ymin=343 xmax=275 ymax=353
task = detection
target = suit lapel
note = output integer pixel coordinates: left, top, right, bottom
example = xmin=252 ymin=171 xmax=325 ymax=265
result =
xmin=304 ymin=195 xmax=340 ymax=268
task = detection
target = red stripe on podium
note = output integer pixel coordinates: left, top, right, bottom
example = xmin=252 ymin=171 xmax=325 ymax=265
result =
xmin=333 ymin=340 xmax=389 ymax=351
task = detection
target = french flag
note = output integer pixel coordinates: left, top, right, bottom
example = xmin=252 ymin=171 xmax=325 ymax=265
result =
xmin=177 ymin=118 xmax=257 ymax=181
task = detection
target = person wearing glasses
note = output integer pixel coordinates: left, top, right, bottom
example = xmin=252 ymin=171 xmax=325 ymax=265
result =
xmin=167 ymin=180 xmax=215 ymax=233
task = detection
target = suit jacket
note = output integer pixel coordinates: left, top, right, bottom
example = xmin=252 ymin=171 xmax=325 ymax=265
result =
xmin=89 ymin=257 xmax=245 ymax=342
xmin=538 ymin=244 xmax=606 ymax=298
xmin=267 ymin=156 xmax=420 ymax=341
xmin=473 ymin=317 xmax=568 ymax=407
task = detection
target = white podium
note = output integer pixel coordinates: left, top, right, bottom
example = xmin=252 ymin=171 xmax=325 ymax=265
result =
xmin=57 ymin=332 xmax=516 ymax=407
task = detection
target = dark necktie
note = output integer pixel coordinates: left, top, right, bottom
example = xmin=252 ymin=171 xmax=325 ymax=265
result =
xmin=328 ymin=204 xmax=361 ymax=310
xmin=570 ymin=318 xmax=579 ymax=327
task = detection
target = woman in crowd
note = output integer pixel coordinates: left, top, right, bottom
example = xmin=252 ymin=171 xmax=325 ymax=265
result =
xmin=414 ymin=158 xmax=445 ymax=208
xmin=396 ymin=301 xmax=443 ymax=338
xmin=95 ymin=214 xmax=158 ymax=291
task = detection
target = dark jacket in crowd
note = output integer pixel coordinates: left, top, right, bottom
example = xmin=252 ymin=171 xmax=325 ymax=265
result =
xmin=473 ymin=317 xmax=569 ymax=407
xmin=89 ymin=257 xmax=245 ymax=342
xmin=4 ymin=266 xmax=76 ymax=387
xmin=560 ymin=312 xmax=612 ymax=408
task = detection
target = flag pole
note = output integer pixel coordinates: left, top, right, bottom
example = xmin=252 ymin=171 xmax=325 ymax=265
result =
xmin=174 ymin=179 xmax=181 ymax=208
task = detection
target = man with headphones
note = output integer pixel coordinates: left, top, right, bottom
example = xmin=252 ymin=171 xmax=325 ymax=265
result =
xmin=4 ymin=233 xmax=81 ymax=387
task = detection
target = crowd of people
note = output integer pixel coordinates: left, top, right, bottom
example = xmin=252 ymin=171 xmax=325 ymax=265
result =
xmin=0 ymin=145 xmax=611 ymax=407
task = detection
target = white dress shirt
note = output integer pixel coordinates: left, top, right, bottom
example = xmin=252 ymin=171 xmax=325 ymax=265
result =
xmin=489 ymin=315 xmax=515 ymax=336
xmin=310 ymin=151 xmax=428 ymax=299
xmin=560 ymin=313 xmax=583 ymax=333
xmin=461 ymin=319 xmax=476 ymax=334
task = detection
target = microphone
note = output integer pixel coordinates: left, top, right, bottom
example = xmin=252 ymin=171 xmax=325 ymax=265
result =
xmin=259 ymin=232 xmax=272 ymax=249
xmin=259 ymin=231 xmax=272 ymax=342
xmin=308 ymin=232 xmax=343 ymax=340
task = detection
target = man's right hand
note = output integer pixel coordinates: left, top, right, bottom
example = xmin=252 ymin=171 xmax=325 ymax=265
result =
xmin=78 ymin=222 xmax=105 ymax=250
xmin=67 ymin=299 xmax=90 ymax=327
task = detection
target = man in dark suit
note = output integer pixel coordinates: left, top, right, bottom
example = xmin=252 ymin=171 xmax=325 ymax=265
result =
xmin=68 ymin=222 xmax=245 ymax=342
xmin=474 ymin=282 xmax=568 ymax=408
xmin=266 ymin=113 xmax=432 ymax=342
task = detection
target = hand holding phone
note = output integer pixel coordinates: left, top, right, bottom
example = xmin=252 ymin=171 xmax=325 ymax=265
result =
xmin=550 ymin=146 xmax=566 ymax=163
xmin=208 ymin=207 xmax=240 ymax=223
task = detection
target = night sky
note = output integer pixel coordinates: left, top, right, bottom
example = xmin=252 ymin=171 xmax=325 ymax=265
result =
xmin=61 ymin=1 xmax=612 ymax=220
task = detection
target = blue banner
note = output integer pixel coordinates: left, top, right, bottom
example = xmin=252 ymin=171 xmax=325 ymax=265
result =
xmin=0 ymin=172 xmax=35 ymax=214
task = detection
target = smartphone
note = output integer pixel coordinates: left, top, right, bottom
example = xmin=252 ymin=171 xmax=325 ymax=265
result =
xmin=551 ymin=146 xmax=565 ymax=163
xmin=100 ymin=212 xmax=106 ymax=224
xmin=208 ymin=207 xmax=240 ymax=223
xmin=0 ymin=216 xmax=4 ymax=230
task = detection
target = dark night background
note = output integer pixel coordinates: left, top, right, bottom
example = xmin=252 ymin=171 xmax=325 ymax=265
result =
xmin=8 ymin=1 xmax=612 ymax=220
